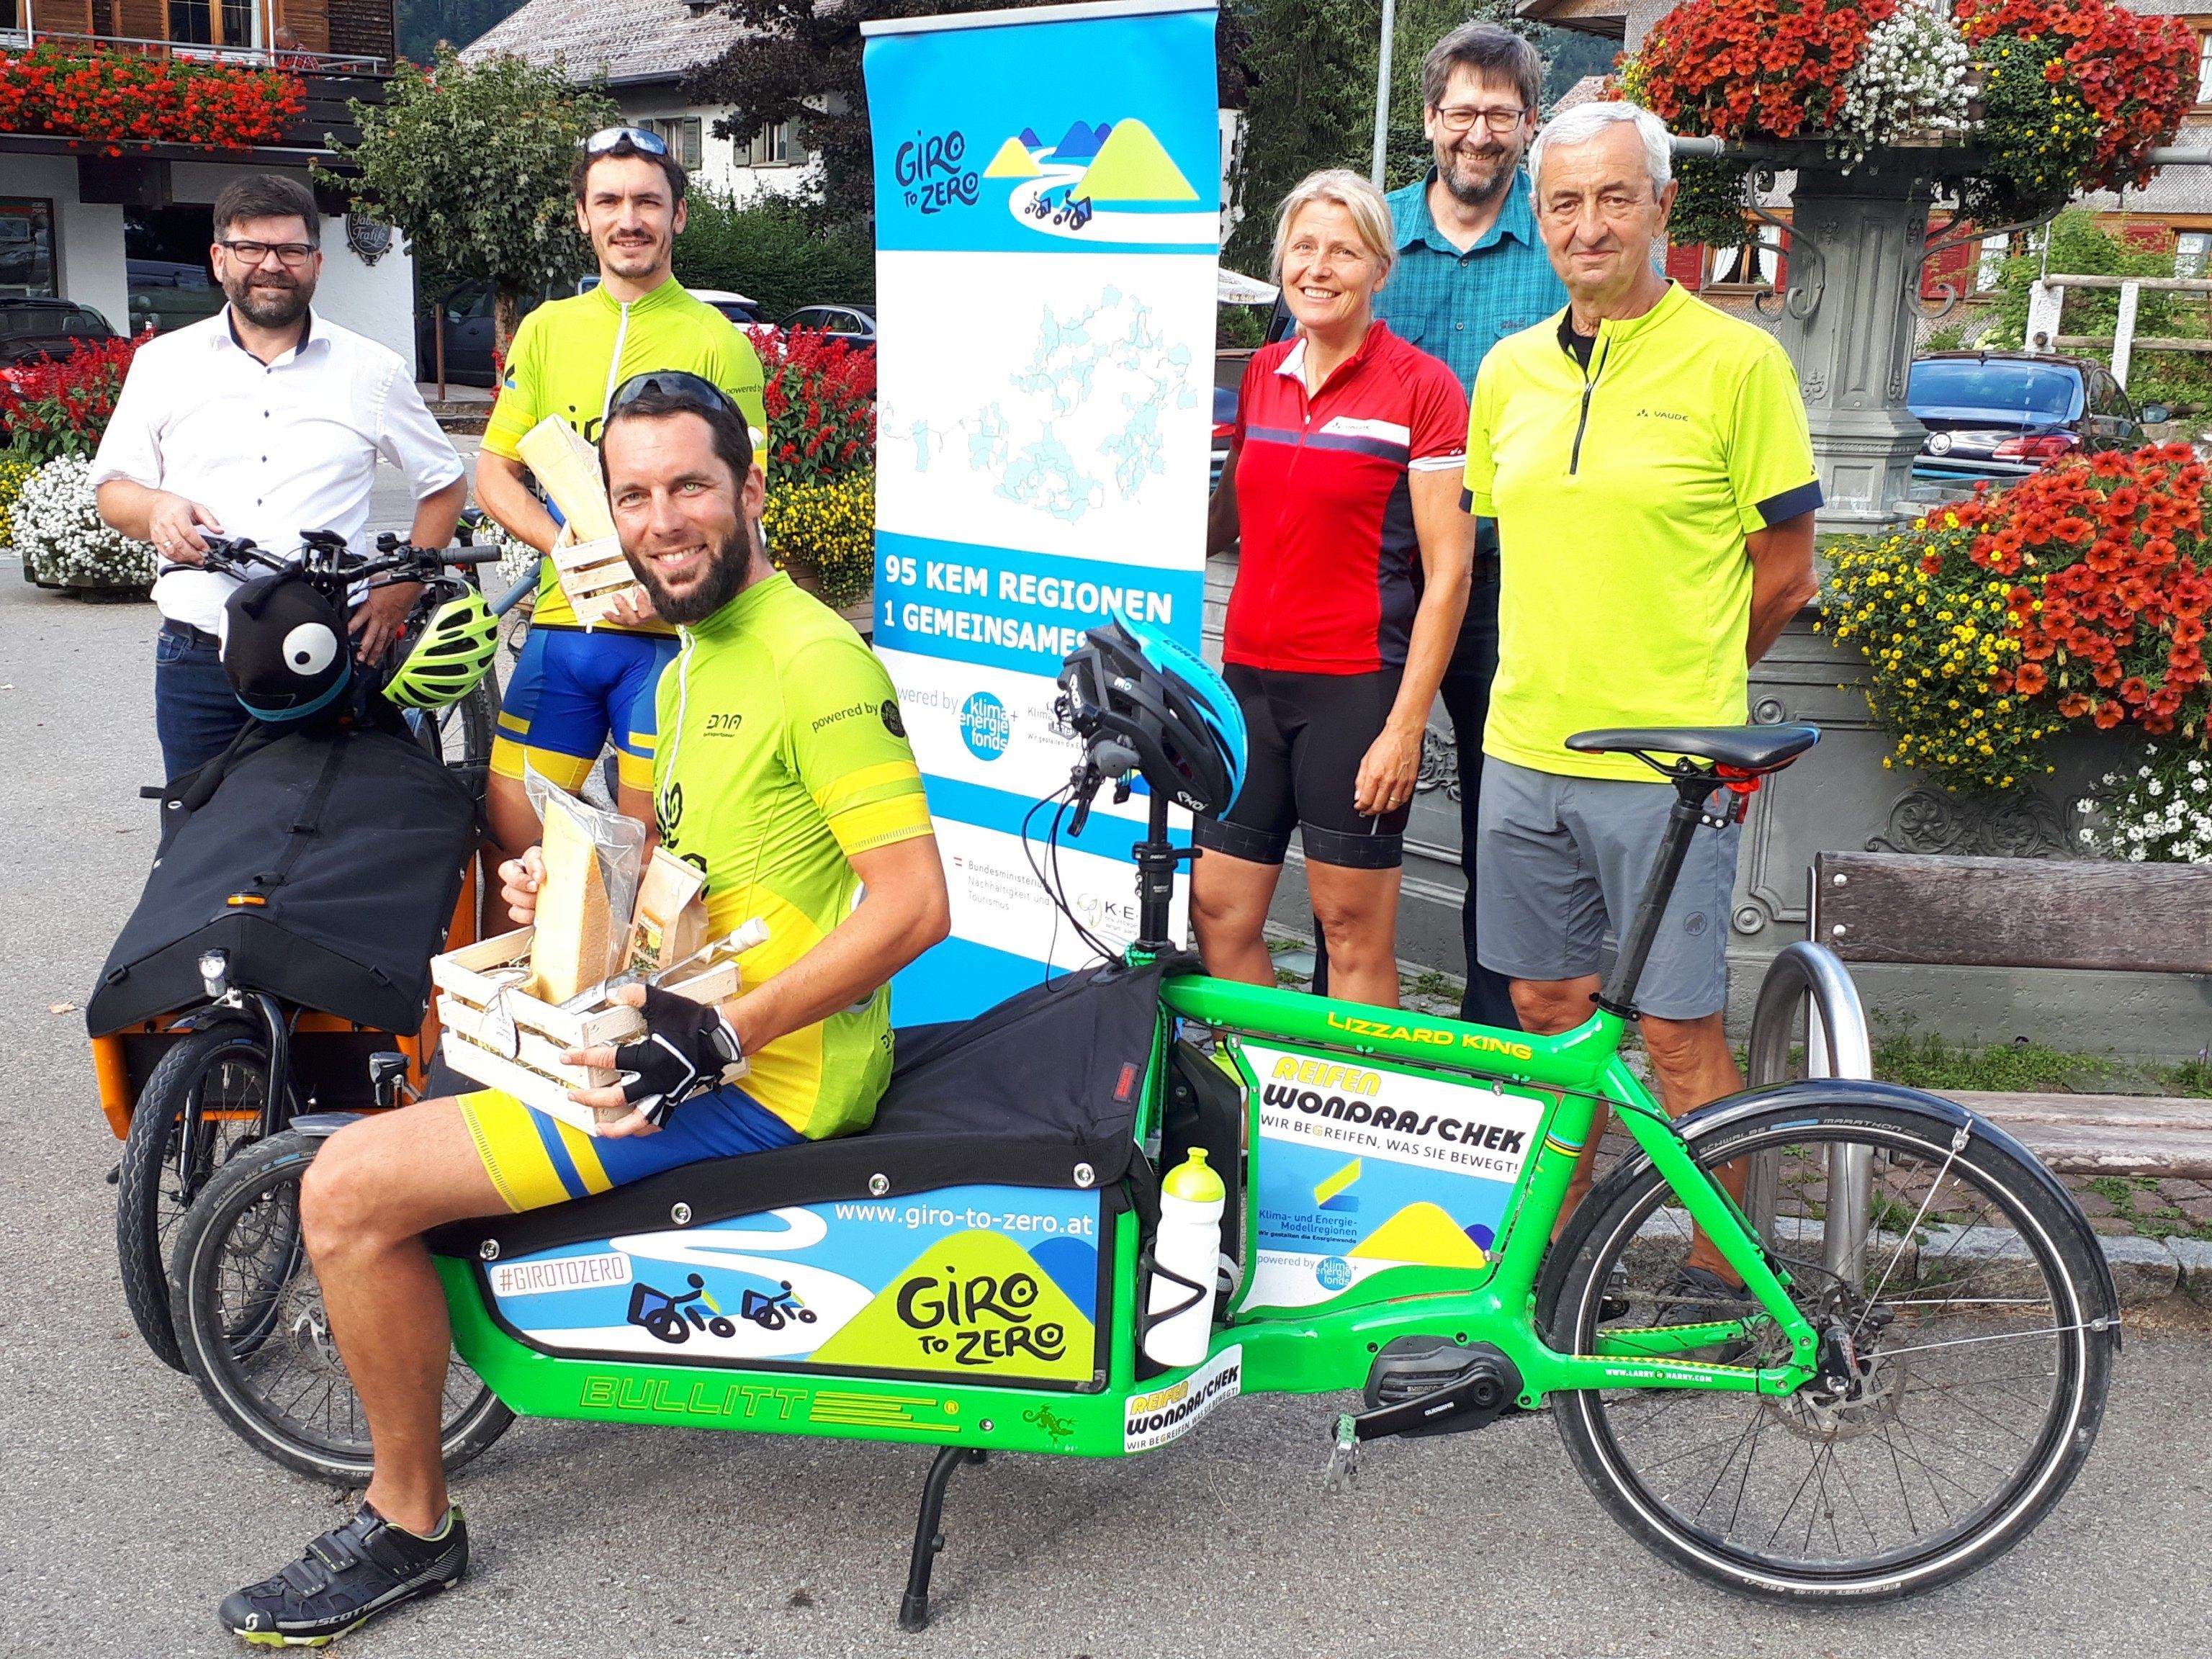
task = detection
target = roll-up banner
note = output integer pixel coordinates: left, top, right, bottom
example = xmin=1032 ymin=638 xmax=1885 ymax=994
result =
xmin=861 ymin=0 xmax=1220 ymax=1024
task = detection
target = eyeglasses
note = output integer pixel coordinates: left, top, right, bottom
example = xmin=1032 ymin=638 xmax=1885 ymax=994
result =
xmin=584 ymin=125 xmax=670 ymax=158
xmin=217 ymin=239 xmax=318 ymax=267
xmin=1431 ymin=104 xmax=1529 ymax=135
xmin=609 ymin=369 xmax=738 ymax=418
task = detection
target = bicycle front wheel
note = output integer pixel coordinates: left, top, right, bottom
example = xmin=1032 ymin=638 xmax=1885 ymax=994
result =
xmin=116 ymin=1023 xmax=271 ymax=1370
xmin=409 ymin=675 xmax=498 ymax=805
xmin=168 ymin=1130 xmax=513 ymax=1485
xmin=1542 ymin=1087 xmax=2116 ymax=1602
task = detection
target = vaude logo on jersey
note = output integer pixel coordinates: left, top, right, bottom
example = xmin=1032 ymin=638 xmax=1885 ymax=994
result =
xmin=958 ymin=691 xmax=1010 ymax=760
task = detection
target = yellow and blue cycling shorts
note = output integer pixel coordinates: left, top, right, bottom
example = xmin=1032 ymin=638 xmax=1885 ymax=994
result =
xmin=490 ymin=626 xmax=678 ymax=796
xmin=457 ymin=1082 xmax=805 ymax=1213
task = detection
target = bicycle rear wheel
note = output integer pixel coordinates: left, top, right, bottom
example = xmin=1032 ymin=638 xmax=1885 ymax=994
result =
xmin=1542 ymin=1087 xmax=2116 ymax=1601
xmin=168 ymin=1130 xmax=513 ymax=1485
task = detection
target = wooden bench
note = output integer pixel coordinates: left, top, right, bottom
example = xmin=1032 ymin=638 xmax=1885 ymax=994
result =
xmin=1811 ymin=850 xmax=2212 ymax=1178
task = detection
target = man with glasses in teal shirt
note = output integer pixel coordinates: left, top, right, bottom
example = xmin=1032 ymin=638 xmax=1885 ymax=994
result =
xmin=1372 ymin=22 xmax=1566 ymax=1028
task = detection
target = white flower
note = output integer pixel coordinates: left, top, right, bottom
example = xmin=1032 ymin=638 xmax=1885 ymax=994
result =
xmin=14 ymin=456 xmax=156 ymax=590
xmin=1832 ymin=6 xmax=1974 ymax=169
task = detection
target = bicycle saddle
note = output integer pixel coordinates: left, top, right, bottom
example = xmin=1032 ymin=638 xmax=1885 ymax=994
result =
xmin=1564 ymin=724 xmax=1819 ymax=774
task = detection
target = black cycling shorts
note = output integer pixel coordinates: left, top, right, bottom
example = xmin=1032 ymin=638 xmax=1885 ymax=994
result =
xmin=1193 ymin=664 xmax=1408 ymax=871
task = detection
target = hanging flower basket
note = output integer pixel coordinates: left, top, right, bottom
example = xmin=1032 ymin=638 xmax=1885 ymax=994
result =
xmin=1618 ymin=0 xmax=2195 ymax=242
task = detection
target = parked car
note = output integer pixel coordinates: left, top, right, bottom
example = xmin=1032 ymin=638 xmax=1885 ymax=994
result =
xmin=1910 ymin=351 xmax=2159 ymax=482
xmin=688 ymin=287 xmax=767 ymax=328
xmin=0 ymin=297 xmax=117 ymax=397
xmin=779 ymin=303 xmax=876 ymax=353
xmin=127 ymin=258 xmax=222 ymax=336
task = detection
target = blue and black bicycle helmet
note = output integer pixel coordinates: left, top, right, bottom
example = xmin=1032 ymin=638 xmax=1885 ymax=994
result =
xmin=1058 ymin=614 xmax=1246 ymax=817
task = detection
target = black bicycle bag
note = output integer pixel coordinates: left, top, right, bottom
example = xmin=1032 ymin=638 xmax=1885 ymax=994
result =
xmin=87 ymin=724 xmax=479 ymax=1036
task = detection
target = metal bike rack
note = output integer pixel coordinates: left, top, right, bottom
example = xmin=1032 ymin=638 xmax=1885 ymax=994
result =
xmin=1744 ymin=936 xmax=1875 ymax=1281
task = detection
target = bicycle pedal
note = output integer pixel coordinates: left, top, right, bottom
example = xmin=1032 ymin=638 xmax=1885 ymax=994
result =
xmin=1322 ymin=1413 xmax=1359 ymax=1493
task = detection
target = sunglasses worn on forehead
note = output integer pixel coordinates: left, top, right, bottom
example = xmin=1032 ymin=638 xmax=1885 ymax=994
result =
xmin=584 ymin=125 xmax=669 ymax=157
xmin=609 ymin=370 xmax=737 ymax=417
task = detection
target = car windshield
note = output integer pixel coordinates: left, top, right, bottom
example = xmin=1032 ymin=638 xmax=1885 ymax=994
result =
xmin=1909 ymin=359 xmax=2082 ymax=421
xmin=0 ymin=308 xmax=102 ymax=340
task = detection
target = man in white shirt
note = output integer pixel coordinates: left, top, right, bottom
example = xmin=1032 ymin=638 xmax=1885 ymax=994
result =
xmin=94 ymin=174 xmax=467 ymax=778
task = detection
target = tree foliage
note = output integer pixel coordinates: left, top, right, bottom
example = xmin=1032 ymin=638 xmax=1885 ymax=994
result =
xmin=320 ymin=47 xmax=616 ymax=348
xmin=673 ymin=192 xmax=874 ymax=318
xmin=688 ymin=0 xmax=1250 ymax=226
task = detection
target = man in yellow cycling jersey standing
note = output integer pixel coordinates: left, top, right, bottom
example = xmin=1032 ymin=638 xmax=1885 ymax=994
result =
xmin=475 ymin=127 xmax=768 ymax=863
xmin=217 ymin=374 xmax=948 ymax=1647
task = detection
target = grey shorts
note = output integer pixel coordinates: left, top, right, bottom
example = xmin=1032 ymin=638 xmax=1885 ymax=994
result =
xmin=1474 ymin=756 xmax=1741 ymax=1021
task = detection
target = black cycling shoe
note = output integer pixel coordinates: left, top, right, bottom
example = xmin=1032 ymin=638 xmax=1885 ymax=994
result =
xmin=220 ymin=1503 xmax=467 ymax=1647
xmin=1653 ymin=1266 xmax=1756 ymax=1362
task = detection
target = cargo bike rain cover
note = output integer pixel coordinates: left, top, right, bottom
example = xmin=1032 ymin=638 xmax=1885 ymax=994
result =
xmin=87 ymin=726 xmax=478 ymax=1037
xmin=444 ymin=956 xmax=1177 ymax=1391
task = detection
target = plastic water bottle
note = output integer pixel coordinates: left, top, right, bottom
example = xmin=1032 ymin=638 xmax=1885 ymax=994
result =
xmin=1145 ymin=1148 xmax=1226 ymax=1367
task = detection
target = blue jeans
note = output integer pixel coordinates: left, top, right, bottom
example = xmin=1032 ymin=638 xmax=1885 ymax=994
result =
xmin=155 ymin=626 xmax=248 ymax=781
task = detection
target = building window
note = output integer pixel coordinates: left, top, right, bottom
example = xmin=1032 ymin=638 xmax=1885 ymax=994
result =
xmin=743 ymin=120 xmax=795 ymax=167
xmin=1976 ymin=233 xmax=2013 ymax=292
xmin=2178 ymin=231 xmax=2212 ymax=279
xmin=1708 ymin=222 xmax=1783 ymax=289
xmin=2198 ymin=30 xmax=2212 ymax=104
xmin=0 ymin=198 xmax=56 ymax=298
xmin=166 ymin=0 xmax=257 ymax=48
xmin=639 ymin=117 xmax=703 ymax=171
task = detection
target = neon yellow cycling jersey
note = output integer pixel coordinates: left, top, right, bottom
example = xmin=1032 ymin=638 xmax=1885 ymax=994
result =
xmin=649 ymin=571 xmax=935 ymax=1139
xmin=483 ymin=280 xmax=769 ymax=633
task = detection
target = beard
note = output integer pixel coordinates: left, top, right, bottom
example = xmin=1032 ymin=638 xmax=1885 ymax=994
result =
xmin=1435 ymin=139 xmax=1518 ymax=208
xmin=628 ymin=516 xmax=756 ymax=625
xmin=222 ymin=267 xmax=313 ymax=330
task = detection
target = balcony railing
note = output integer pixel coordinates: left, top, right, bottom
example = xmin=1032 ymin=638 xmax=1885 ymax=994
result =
xmin=0 ymin=26 xmax=388 ymax=73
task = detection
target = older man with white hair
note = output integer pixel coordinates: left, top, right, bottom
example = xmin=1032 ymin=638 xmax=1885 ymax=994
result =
xmin=1463 ymin=100 xmax=1820 ymax=1306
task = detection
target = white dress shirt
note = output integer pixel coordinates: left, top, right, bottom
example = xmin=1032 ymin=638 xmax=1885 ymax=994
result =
xmin=92 ymin=307 xmax=464 ymax=632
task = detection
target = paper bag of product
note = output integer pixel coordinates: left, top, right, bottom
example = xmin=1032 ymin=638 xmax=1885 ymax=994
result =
xmin=626 ymin=847 xmax=711 ymax=978
xmin=522 ymin=773 xmax=647 ymax=1004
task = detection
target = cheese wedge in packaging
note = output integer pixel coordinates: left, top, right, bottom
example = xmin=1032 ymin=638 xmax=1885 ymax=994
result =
xmin=529 ymin=790 xmax=616 ymax=1004
xmin=515 ymin=415 xmax=617 ymax=542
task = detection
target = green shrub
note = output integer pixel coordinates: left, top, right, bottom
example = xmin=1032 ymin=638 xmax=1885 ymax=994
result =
xmin=674 ymin=193 xmax=873 ymax=320
xmin=1217 ymin=305 xmax=1267 ymax=350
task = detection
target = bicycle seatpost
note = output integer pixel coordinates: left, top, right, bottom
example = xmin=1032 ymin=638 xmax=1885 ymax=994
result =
xmin=1596 ymin=769 xmax=1730 ymax=1018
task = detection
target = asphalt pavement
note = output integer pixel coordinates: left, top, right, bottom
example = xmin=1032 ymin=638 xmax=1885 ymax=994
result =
xmin=4 ymin=509 xmax=2211 ymax=1659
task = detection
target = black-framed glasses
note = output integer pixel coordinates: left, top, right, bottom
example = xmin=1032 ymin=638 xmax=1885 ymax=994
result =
xmin=1431 ymin=104 xmax=1530 ymax=135
xmin=609 ymin=369 xmax=737 ymax=418
xmin=584 ymin=125 xmax=670 ymax=158
xmin=217 ymin=239 xmax=318 ymax=267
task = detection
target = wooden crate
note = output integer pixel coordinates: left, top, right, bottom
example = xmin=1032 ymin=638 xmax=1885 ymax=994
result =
xmin=550 ymin=526 xmax=649 ymax=629
xmin=433 ymin=927 xmax=741 ymax=1135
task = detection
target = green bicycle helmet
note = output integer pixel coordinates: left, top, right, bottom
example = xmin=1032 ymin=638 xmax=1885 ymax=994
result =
xmin=382 ymin=586 xmax=498 ymax=709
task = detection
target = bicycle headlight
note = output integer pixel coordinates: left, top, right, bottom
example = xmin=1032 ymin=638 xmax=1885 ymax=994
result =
xmin=199 ymin=948 xmax=230 ymax=999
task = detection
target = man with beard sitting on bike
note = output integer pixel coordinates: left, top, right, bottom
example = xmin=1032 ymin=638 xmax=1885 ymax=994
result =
xmin=217 ymin=373 xmax=950 ymax=1647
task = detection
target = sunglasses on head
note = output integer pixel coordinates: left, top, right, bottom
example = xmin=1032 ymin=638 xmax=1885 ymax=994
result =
xmin=609 ymin=369 xmax=737 ymax=417
xmin=584 ymin=125 xmax=670 ymax=158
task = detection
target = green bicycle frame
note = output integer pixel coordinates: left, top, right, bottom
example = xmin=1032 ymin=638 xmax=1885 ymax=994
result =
xmin=1159 ymin=974 xmax=1821 ymax=1404
xmin=439 ymin=965 xmax=1817 ymax=1469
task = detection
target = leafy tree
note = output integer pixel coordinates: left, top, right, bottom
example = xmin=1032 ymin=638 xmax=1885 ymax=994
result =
xmin=395 ymin=0 xmax=531 ymax=64
xmin=673 ymin=192 xmax=874 ymax=317
xmin=320 ymin=47 xmax=616 ymax=351
xmin=687 ymin=0 xmax=1250 ymax=227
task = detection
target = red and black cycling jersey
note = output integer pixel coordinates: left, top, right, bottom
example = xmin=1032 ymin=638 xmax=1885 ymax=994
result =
xmin=1225 ymin=323 xmax=1468 ymax=675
